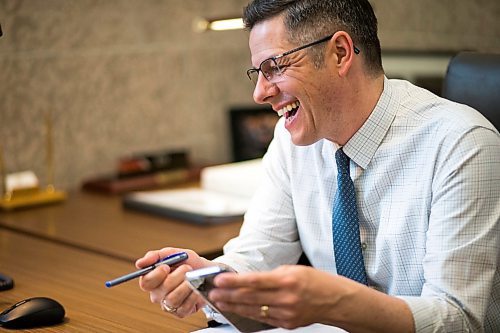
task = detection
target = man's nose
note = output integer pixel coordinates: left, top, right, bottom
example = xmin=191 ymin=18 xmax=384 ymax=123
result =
xmin=253 ymin=73 xmax=279 ymax=104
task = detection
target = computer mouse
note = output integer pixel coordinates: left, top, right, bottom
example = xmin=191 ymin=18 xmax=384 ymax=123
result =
xmin=0 ymin=297 xmax=65 ymax=329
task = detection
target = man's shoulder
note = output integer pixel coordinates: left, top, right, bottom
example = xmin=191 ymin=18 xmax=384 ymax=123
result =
xmin=389 ymin=78 xmax=497 ymax=135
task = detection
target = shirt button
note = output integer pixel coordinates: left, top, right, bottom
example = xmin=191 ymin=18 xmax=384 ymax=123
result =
xmin=361 ymin=242 xmax=368 ymax=251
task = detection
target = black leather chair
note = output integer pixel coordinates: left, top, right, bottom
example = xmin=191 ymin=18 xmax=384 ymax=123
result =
xmin=442 ymin=52 xmax=500 ymax=130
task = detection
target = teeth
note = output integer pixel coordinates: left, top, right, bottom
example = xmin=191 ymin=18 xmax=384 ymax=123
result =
xmin=277 ymin=101 xmax=300 ymax=117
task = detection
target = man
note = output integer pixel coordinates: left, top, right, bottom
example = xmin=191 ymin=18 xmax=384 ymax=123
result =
xmin=137 ymin=0 xmax=500 ymax=332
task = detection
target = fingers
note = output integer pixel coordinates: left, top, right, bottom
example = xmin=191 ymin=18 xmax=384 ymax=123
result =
xmin=209 ymin=270 xmax=288 ymax=308
xmin=136 ymin=247 xmax=212 ymax=272
xmin=141 ymin=263 xmax=203 ymax=318
xmin=145 ymin=264 xmax=192 ymax=302
xmin=208 ymin=266 xmax=311 ymax=328
xmin=213 ymin=298 xmax=302 ymax=331
xmin=211 ymin=288 xmax=279 ymax=307
xmin=156 ymin=265 xmax=204 ymax=318
xmin=215 ymin=301 xmax=292 ymax=322
xmin=135 ymin=247 xmax=212 ymax=318
xmin=162 ymin=281 xmax=204 ymax=318
xmin=213 ymin=269 xmax=289 ymax=289
xmin=209 ymin=280 xmax=301 ymax=330
xmin=139 ymin=264 xmax=171 ymax=292
xmin=136 ymin=247 xmax=184 ymax=269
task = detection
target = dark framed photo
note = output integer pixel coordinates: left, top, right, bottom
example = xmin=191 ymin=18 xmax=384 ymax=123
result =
xmin=229 ymin=106 xmax=279 ymax=162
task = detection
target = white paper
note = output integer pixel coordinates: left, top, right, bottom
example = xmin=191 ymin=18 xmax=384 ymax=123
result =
xmin=124 ymin=159 xmax=263 ymax=221
xmin=192 ymin=323 xmax=347 ymax=333
xmin=130 ymin=188 xmax=250 ymax=217
xmin=6 ymin=170 xmax=39 ymax=192
xmin=201 ymin=159 xmax=263 ymax=198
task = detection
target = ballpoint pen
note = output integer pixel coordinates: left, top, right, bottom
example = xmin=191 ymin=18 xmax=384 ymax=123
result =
xmin=105 ymin=252 xmax=188 ymax=288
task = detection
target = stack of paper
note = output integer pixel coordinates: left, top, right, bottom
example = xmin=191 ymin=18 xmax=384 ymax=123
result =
xmin=122 ymin=159 xmax=263 ymax=224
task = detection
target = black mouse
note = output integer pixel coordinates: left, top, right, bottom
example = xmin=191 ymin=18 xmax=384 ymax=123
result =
xmin=0 ymin=297 xmax=65 ymax=329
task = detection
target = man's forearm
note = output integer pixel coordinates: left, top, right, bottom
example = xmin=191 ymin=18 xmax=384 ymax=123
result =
xmin=323 ymin=277 xmax=415 ymax=333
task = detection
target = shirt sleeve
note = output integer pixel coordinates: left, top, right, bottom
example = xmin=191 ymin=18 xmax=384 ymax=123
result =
xmin=213 ymin=119 xmax=303 ymax=272
xmin=399 ymin=126 xmax=500 ymax=332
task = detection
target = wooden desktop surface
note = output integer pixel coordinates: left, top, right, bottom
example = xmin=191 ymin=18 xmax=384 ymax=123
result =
xmin=0 ymin=190 xmax=242 ymax=262
xmin=0 ymin=228 xmax=207 ymax=332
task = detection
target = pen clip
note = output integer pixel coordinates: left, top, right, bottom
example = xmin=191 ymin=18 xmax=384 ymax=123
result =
xmin=156 ymin=252 xmax=188 ymax=266
xmin=158 ymin=252 xmax=180 ymax=263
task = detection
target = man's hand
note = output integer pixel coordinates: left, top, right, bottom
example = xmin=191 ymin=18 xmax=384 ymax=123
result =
xmin=208 ymin=265 xmax=344 ymax=329
xmin=208 ymin=265 xmax=414 ymax=332
xmin=136 ymin=247 xmax=213 ymax=318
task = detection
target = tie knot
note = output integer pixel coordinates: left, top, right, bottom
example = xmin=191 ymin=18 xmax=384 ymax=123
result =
xmin=335 ymin=148 xmax=350 ymax=174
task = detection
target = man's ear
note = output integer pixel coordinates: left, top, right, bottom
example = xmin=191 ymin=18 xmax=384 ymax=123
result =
xmin=330 ymin=31 xmax=355 ymax=77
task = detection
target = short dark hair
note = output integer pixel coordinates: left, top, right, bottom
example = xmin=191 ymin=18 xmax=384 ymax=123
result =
xmin=243 ymin=0 xmax=383 ymax=75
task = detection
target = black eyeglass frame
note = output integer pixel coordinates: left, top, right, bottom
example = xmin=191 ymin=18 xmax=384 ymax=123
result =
xmin=246 ymin=34 xmax=360 ymax=84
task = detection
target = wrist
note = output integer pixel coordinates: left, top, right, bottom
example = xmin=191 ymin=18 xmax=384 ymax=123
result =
xmin=323 ymin=277 xmax=414 ymax=333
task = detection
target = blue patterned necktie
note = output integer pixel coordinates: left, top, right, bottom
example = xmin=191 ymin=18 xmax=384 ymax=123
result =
xmin=332 ymin=148 xmax=368 ymax=285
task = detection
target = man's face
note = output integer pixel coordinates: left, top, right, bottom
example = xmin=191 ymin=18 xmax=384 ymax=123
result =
xmin=248 ymin=15 xmax=340 ymax=146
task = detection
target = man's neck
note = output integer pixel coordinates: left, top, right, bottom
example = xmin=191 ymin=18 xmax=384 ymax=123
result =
xmin=332 ymin=74 xmax=385 ymax=146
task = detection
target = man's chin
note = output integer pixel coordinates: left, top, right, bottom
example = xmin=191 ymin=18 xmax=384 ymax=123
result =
xmin=289 ymin=132 xmax=318 ymax=147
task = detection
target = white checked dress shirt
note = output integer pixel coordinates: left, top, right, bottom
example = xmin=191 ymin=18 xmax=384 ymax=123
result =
xmin=214 ymin=78 xmax=500 ymax=332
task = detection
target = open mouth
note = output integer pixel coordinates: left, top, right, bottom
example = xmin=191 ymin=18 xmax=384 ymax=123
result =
xmin=277 ymin=101 xmax=300 ymax=119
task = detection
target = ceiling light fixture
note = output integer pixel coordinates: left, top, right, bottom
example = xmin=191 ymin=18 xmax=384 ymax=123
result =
xmin=193 ymin=17 xmax=244 ymax=32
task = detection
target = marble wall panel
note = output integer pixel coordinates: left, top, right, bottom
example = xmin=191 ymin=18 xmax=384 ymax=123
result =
xmin=1 ymin=0 xmax=499 ymax=189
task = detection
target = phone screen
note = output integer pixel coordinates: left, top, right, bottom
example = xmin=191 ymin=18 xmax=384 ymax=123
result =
xmin=186 ymin=266 xmax=275 ymax=333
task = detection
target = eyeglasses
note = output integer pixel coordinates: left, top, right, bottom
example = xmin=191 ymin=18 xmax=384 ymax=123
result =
xmin=246 ymin=34 xmax=360 ymax=86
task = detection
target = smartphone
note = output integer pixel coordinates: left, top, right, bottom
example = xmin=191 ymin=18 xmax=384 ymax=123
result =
xmin=185 ymin=266 xmax=275 ymax=333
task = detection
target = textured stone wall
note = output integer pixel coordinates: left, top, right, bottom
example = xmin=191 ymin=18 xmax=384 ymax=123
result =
xmin=1 ymin=0 xmax=499 ymax=189
xmin=373 ymin=0 xmax=500 ymax=52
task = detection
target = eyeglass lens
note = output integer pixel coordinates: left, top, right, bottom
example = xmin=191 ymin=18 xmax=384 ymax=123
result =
xmin=248 ymin=58 xmax=284 ymax=85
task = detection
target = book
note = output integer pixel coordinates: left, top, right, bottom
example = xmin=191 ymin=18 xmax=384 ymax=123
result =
xmin=82 ymin=169 xmax=195 ymax=194
xmin=122 ymin=159 xmax=263 ymax=224
xmin=82 ymin=150 xmax=194 ymax=194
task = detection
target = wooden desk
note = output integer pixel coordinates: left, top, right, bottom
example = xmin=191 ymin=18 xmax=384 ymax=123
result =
xmin=0 ymin=190 xmax=242 ymax=262
xmin=0 ymin=229 xmax=207 ymax=332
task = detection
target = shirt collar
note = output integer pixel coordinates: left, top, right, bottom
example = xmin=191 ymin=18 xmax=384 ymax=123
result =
xmin=343 ymin=76 xmax=398 ymax=169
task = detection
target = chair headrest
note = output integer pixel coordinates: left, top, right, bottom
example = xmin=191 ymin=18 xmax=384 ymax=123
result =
xmin=442 ymin=52 xmax=500 ymax=130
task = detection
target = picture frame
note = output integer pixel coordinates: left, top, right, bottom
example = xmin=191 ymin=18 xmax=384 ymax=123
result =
xmin=229 ymin=106 xmax=278 ymax=162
